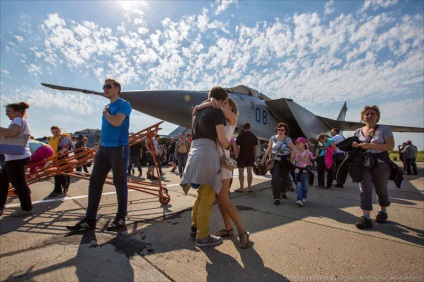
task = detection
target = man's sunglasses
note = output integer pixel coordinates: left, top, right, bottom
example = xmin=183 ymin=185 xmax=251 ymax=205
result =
xmin=103 ymin=84 xmax=114 ymax=90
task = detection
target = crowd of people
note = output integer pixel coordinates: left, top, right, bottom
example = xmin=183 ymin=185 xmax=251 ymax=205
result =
xmin=0 ymin=79 xmax=420 ymax=247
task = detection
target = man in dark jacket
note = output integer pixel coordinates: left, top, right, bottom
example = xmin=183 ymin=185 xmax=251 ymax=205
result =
xmin=402 ymin=140 xmax=418 ymax=175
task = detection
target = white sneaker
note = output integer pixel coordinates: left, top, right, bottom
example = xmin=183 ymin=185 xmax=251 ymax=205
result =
xmin=296 ymin=200 xmax=304 ymax=207
xmin=302 ymin=198 xmax=306 ymax=203
xmin=9 ymin=208 xmax=33 ymax=217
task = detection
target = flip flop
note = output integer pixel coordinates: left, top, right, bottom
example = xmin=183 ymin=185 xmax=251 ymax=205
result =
xmin=246 ymin=189 xmax=253 ymax=193
xmin=234 ymin=188 xmax=244 ymax=193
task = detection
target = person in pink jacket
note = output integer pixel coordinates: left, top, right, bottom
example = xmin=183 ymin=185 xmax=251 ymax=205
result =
xmin=316 ymin=133 xmax=336 ymax=189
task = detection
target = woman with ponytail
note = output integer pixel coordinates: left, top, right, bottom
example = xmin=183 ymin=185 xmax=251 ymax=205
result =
xmin=0 ymin=102 xmax=33 ymax=217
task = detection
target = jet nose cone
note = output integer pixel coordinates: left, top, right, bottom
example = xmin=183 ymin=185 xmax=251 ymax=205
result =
xmin=120 ymin=90 xmax=208 ymax=128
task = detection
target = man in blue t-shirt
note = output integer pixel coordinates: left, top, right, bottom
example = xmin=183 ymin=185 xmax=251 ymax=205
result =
xmin=67 ymin=78 xmax=132 ymax=232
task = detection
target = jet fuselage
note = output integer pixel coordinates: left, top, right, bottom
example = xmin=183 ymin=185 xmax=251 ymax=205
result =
xmin=121 ymin=90 xmax=279 ymax=140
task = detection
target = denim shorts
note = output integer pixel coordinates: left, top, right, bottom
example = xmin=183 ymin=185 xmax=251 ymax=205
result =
xmin=168 ymin=153 xmax=175 ymax=163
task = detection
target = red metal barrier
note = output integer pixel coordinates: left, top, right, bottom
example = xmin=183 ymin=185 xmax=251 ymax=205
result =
xmin=8 ymin=121 xmax=170 ymax=205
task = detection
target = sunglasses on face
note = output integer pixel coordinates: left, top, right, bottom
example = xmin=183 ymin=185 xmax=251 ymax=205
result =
xmin=103 ymin=84 xmax=114 ymax=90
xmin=277 ymin=129 xmax=285 ymax=132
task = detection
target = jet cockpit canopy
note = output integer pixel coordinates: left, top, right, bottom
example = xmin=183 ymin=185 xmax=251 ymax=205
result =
xmin=225 ymin=85 xmax=272 ymax=102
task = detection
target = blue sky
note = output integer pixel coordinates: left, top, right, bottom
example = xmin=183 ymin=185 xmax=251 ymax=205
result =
xmin=1 ymin=0 xmax=423 ymax=149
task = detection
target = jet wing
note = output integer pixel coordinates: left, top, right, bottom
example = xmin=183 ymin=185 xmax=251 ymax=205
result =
xmin=318 ymin=118 xmax=362 ymax=131
xmin=384 ymin=125 xmax=424 ymax=133
xmin=320 ymin=118 xmax=424 ymax=133
xmin=41 ymin=83 xmax=103 ymax=95
xmin=266 ymin=98 xmax=424 ymax=138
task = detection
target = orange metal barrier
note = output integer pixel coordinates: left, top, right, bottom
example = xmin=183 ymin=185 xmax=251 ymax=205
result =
xmin=8 ymin=121 xmax=170 ymax=205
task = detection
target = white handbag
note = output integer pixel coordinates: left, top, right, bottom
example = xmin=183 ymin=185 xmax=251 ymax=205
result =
xmin=0 ymin=119 xmax=30 ymax=155
xmin=220 ymin=145 xmax=237 ymax=170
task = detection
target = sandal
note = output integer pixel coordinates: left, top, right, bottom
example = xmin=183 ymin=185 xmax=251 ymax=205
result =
xmin=234 ymin=188 xmax=244 ymax=193
xmin=246 ymin=188 xmax=253 ymax=193
xmin=239 ymin=230 xmax=250 ymax=249
xmin=215 ymin=228 xmax=234 ymax=237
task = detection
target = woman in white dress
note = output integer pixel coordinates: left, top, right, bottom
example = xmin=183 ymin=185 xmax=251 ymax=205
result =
xmin=194 ymin=97 xmax=250 ymax=249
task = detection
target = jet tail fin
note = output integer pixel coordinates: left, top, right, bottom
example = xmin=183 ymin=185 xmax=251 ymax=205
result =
xmin=265 ymin=98 xmax=330 ymax=139
xmin=337 ymin=102 xmax=348 ymax=121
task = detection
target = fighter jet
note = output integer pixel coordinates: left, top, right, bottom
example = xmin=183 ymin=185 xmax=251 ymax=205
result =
xmin=41 ymin=83 xmax=423 ymax=140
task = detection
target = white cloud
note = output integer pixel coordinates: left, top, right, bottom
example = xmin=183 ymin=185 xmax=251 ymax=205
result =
xmin=137 ymin=27 xmax=149 ymax=34
xmin=120 ymin=1 xmax=149 ymax=12
xmin=324 ymin=1 xmax=335 ymax=16
xmin=44 ymin=13 xmax=66 ymax=29
xmin=124 ymin=8 xmax=149 ymax=34
xmin=27 ymin=64 xmax=42 ymax=76
xmin=215 ymin=0 xmax=238 ymax=15
xmin=4 ymin=1 xmax=422 ymax=134
xmin=0 ymin=87 xmax=102 ymax=116
xmin=360 ymin=0 xmax=398 ymax=13
xmin=41 ymin=13 xmax=119 ymax=68
xmin=15 ymin=35 xmax=24 ymax=42
xmin=198 ymin=8 xmax=209 ymax=32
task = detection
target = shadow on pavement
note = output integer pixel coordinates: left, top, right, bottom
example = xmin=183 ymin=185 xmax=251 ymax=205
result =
xmin=0 ymin=198 xmax=63 ymax=236
xmin=203 ymin=246 xmax=288 ymax=281
xmin=1 ymin=165 xmax=422 ymax=280
xmin=4 ymin=227 xmax=138 ymax=281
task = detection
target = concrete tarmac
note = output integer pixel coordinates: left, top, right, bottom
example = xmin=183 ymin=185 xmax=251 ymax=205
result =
xmin=0 ymin=164 xmax=423 ymax=281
